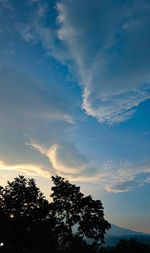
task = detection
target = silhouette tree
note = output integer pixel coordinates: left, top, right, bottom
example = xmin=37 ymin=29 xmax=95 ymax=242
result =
xmin=78 ymin=195 xmax=111 ymax=244
xmin=0 ymin=175 xmax=111 ymax=252
xmin=0 ymin=175 xmax=57 ymax=252
xmin=51 ymin=176 xmax=84 ymax=235
xmin=50 ymin=176 xmax=111 ymax=245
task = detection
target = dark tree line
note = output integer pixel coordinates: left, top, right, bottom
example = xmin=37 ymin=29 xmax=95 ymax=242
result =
xmin=101 ymin=239 xmax=150 ymax=253
xmin=0 ymin=175 xmax=149 ymax=253
xmin=0 ymin=175 xmax=110 ymax=252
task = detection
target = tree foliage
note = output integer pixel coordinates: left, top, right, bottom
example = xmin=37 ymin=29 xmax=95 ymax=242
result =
xmin=50 ymin=176 xmax=84 ymax=234
xmin=50 ymin=176 xmax=111 ymax=244
xmin=78 ymin=195 xmax=111 ymax=243
xmin=0 ymin=175 xmax=57 ymax=252
xmin=0 ymin=175 xmax=49 ymax=220
xmin=0 ymin=175 xmax=112 ymax=252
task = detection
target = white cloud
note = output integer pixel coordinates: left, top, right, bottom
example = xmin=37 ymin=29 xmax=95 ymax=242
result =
xmin=82 ymin=86 xmax=150 ymax=124
xmin=99 ymin=161 xmax=150 ymax=193
xmin=28 ymin=141 xmax=87 ymax=175
xmin=48 ymin=144 xmax=87 ymax=175
xmin=18 ymin=0 xmax=150 ymax=124
xmin=55 ymin=0 xmax=150 ymax=124
xmin=27 ymin=141 xmax=150 ymax=193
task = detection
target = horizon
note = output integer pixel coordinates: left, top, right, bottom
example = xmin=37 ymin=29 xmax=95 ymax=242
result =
xmin=0 ymin=0 xmax=150 ymax=234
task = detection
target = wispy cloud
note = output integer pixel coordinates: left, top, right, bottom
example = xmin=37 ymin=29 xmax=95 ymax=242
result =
xmin=27 ymin=141 xmax=150 ymax=193
xmin=27 ymin=141 xmax=87 ymax=175
xmin=18 ymin=0 xmax=150 ymax=124
xmin=56 ymin=0 xmax=150 ymax=124
xmin=0 ymin=160 xmax=51 ymax=178
xmin=0 ymin=67 xmax=75 ymax=168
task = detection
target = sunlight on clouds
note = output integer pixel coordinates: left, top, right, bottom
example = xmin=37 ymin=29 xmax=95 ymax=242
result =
xmin=0 ymin=160 xmax=51 ymax=178
xmin=1 ymin=0 xmax=150 ymax=234
xmin=27 ymin=141 xmax=150 ymax=193
xmin=26 ymin=142 xmax=47 ymax=156
xmin=27 ymin=141 xmax=87 ymax=175
xmin=48 ymin=144 xmax=86 ymax=175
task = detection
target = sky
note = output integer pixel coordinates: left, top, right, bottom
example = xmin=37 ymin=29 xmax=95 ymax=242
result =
xmin=0 ymin=0 xmax=150 ymax=233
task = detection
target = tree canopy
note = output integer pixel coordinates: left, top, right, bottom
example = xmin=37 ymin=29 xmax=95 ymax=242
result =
xmin=0 ymin=175 xmax=57 ymax=252
xmin=50 ymin=176 xmax=111 ymax=244
xmin=0 ymin=175 xmax=111 ymax=252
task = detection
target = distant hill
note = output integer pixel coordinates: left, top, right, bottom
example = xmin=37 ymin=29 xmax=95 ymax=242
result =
xmin=107 ymin=224 xmax=149 ymax=237
xmin=75 ymin=223 xmax=150 ymax=247
xmin=104 ymin=224 xmax=150 ymax=247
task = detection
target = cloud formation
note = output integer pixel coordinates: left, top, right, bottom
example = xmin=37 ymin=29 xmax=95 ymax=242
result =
xmin=1 ymin=0 xmax=150 ymax=196
xmin=27 ymin=141 xmax=87 ymax=175
xmin=18 ymin=0 xmax=150 ymax=124
xmin=0 ymin=160 xmax=51 ymax=178
xmin=0 ymin=66 xmax=75 ymax=168
xmin=56 ymin=0 xmax=150 ymax=124
xmin=28 ymin=141 xmax=150 ymax=193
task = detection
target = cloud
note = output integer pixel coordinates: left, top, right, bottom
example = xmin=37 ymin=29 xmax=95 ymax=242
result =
xmin=101 ymin=161 xmax=150 ymax=193
xmin=104 ymin=171 xmax=150 ymax=193
xmin=105 ymin=180 xmax=143 ymax=193
xmin=0 ymin=160 xmax=51 ymax=178
xmin=27 ymin=141 xmax=150 ymax=193
xmin=3 ymin=138 xmax=150 ymax=193
xmin=18 ymin=0 xmax=150 ymax=124
xmin=27 ymin=141 xmax=87 ymax=175
xmin=56 ymin=0 xmax=150 ymax=124
xmin=48 ymin=143 xmax=87 ymax=175
xmin=2 ymin=0 xmax=150 ymax=195
xmin=0 ymin=67 xmax=75 ymax=168
xmin=82 ymin=86 xmax=150 ymax=124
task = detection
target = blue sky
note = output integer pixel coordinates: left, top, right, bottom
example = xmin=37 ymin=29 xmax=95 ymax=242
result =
xmin=0 ymin=0 xmax=150 ymax=233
